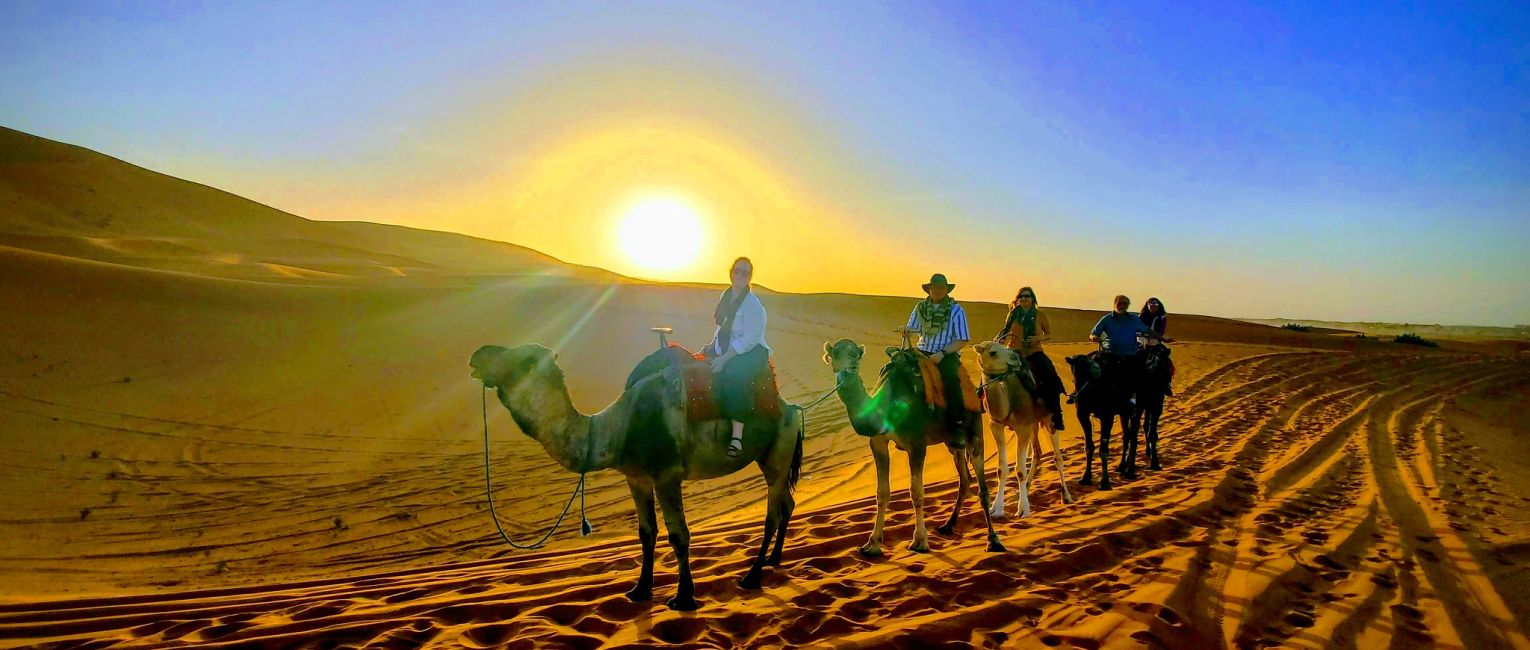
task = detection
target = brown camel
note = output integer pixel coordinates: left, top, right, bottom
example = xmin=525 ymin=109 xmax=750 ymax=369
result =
xmin=469 ymin=344 xmax=803 ymax=611
xmin=822 ymin=339 xmax=1004 ymax=555
xmin=973 ymin=341 xmax=1073 ymax=519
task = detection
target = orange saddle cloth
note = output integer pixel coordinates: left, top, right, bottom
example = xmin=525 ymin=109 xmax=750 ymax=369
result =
xmin=662 ymin=345 xmax=782 ymax=423
xmin=915 ymin=356 xmax=983 ymax=413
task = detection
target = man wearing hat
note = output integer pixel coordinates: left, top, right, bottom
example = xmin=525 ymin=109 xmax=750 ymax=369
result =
xmin=903 ymin=273 xmax=971 ymax=433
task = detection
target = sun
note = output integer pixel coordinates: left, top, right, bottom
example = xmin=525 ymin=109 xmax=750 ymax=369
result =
xmin=615 ymin=196 xmax=705 ymax=275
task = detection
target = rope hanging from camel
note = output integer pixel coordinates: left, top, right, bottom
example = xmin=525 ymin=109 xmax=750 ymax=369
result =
xmin=481 ymin=389 xmax=592 ymax=550
xmin=798 ymin=379 xmax=844 ymax=412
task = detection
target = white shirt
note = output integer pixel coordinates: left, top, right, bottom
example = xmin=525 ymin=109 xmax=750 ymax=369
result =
xmin=710 ymin=290 xmax=771 ymax=356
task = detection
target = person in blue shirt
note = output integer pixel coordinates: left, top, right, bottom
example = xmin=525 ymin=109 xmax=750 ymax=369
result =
xmin=1090 ymin=295 xmax=1160 ymax=402
xmin=902 ymin=273 xmax=971 ymax=432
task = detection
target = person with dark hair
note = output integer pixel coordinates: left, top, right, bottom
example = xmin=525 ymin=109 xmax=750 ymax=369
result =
xmin=1138 ymin=297 xmax=1176 ymax=396
xmin=996 ymin=286 xmax=1066 ymax=430
xmin=707 ymin=256 xmax=772 ymax=457
xmin=902 ymin=273 xmax=971 ymax=432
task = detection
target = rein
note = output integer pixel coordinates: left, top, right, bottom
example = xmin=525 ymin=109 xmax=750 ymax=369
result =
xmin=800 ymin=377 xmax=846 ymax=411
xmin=481 ymin=388 xmax=593 ymax=550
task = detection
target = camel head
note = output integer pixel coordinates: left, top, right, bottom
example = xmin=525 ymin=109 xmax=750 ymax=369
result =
xmin=469 ymin=344 xmax=563 ymax=391
xmin=973 ymin=340 xmax=1024 ymax=377
xmin=1063 ymin=354 xmax=1101 ymax=388
xmin=823 ymin=339 xmax=866 ymax=375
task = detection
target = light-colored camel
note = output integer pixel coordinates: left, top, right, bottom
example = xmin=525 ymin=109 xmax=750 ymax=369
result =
xmin=822 ymin=339 xmax=1004 ymax=555
xmin=469 ymin=344 xmax=803 ymax=611
xmin=973 ymin=341 xmax=1073 ymax=518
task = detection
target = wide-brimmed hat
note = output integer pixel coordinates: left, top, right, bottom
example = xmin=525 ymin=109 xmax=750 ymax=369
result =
xmin=921 ymin=273 xmax=955 ymax=293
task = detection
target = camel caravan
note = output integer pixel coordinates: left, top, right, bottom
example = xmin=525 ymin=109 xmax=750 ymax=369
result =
xmin=469 ymin=263 xmax=1175 ymax=610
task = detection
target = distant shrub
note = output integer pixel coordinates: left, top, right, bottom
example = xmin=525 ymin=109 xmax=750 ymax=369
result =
xmin=1281 ymin=323 xmax=1312 ymax=332
xmin=1394 ymin=333 xmax=1438 ymax=348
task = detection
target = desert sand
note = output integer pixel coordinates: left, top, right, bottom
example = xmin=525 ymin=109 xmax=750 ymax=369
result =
xmin=2 ymin=126 xmax=1528 ymax=648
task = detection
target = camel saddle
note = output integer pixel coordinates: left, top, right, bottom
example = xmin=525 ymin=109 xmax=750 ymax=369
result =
xmin=915 ymin=356 xmax=983 ymax=413
xmin=658 ymin=345 xmax=782 ymax=423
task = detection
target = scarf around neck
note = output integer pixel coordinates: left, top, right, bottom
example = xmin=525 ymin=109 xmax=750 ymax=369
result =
xmin=714 ymin=286 xmax=751 ymax=350
xmin=916 ymin=297 xmax=956 ymax=334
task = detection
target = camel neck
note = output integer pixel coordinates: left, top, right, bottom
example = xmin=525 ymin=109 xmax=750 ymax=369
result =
xmin=835 ymin=370 xmax=883 ymax=437
xmin=495 ymin=381 xmax=612 ymax=474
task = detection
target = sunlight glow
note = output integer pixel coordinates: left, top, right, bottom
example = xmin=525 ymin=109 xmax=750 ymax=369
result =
xmin=615 ymin=196 xmax=705 ymax=274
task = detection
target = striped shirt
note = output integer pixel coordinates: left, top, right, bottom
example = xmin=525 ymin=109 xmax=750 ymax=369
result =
xmin=905 ymin=302 xmax=970 ymax=354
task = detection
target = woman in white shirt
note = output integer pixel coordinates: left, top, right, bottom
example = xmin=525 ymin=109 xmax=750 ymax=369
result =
xmin=708 ymin=256 xmax=772 ymax=457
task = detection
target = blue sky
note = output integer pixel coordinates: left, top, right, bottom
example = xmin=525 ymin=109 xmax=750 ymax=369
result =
xmin=3 ymin=1 xmax=1527 ymax=325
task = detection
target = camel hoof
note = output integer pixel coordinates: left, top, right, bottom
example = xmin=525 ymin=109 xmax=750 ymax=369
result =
xmin=738 ymin=573 xmax=762 ymax=591
xmin=666 ymin=594 xmax=699 ymax=611
xmin=1098 ymin=480 xmax=1113 ymax=490
xmin=909 ymin=542 xmax=930 ymax=554
xmin=935 ymin=524 xmax=955 ymax=536
xmin=987 ymin=538 xmax=1006 ymax=553
xmin=1150 ymin=462 xmax=1162 ymax=471
xmin=625 ymin=586 xmax=652 ymax=602
xmin=1079 ymin=475 xmax=1094 ymax=486
xmin=858 ymin=545 xmax=883 ymax=558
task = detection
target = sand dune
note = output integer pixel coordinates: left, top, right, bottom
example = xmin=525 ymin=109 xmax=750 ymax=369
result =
xmin=2 ymin=128 xmax=1528 ymax=648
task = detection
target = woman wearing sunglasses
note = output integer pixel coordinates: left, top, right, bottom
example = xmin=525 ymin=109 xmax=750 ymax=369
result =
xmin=996 ymin=286 xmax=1065 ymax=430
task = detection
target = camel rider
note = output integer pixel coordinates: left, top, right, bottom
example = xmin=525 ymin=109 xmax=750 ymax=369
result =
xmin=1089 ymin=294 xmax=1159 ymax=404
xmin=1139 ymin=297 xmax=1176 ymax=396
xmin=997 ymin=286 xmax=1066 ymax=431
xmin=707 ymin=256 xmax=772 ymax=458
xmin=903 ymin=273 xmax=971 ymax=432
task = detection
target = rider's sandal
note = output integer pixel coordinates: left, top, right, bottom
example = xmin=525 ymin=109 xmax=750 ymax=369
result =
xmin=727 ymin=435 xmax=743 ymax=458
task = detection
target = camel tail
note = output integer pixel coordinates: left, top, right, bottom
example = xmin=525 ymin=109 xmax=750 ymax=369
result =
xmin=788 ymin=405 xmax=805 ymax=492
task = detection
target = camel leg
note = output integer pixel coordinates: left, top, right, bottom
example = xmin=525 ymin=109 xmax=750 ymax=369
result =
xmin=655 ymin=479 xmax=697 ymax=611
xmin=624 ymin=477 xmax=657 ymax=602
xmin=1098 ymin=416 xmax=1114 ymax=491
xmin=860 ymin=436 xmax=892 ymax=557
xmin=908 ymin=444 xmax=930 ymax=553
xmin=1147 ymin=408 xmax=1163 ymax=471
xmin=768 ymin=487 xmax=795 ymax=565
xmin=1015 ymin=426 xmax=1033 ymax=519
xmin=1122 ymin=408 xmax=1140 ymax=478
xmin=1051 ymin=427 xmax=1074 ymax=504
xmin=1028 ymin=434 xmax=1045 ymax=478
xmin=764 ymin=412 xmax=800 ymax=566
xmin=937 ymin=445 xmax=970 ymax=536
xmin=1080 ymin=412 xmax=1096 ymax=486
xmin=988 ymin=423 xmax=1009 ymax=519
xmin=740 ymin=477 xmax=784 ymax=590
xmin=966 ymin=418 xmax=1005 ymax=552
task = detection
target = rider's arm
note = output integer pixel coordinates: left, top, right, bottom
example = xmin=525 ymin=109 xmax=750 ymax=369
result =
xmin=942 ymin=305 xmax=969 ymax=354
xmin=729 ymin=294 xmax=768 ymax=356
xmin=1034 ymin=310 xmax=1052 ymax=343
xmin=1089 ymin=315 xmax=1107 ymax=342
xmin=904 ymin=307 xmax=921 ymax=333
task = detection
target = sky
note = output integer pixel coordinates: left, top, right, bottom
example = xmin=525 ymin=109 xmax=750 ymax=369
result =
xmin=2 ymin=1 xmax=1528 ymax=326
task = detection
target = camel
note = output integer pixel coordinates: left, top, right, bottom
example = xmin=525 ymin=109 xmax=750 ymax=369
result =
xmin=1063 ymin=353 xmax=1136 ymax=490
xmin=469 ymin=344 xmax=804 ymax=611
xmin=973 ymin=341 xmax=1073 ymax=518
xmin=1125 ymin=344 xmax=1171 ymax=474
xmin=821 ymin=339 xmax=1003 ymax=555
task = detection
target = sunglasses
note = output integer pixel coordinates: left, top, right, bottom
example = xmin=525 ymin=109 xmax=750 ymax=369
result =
xmin=1019 ymin=294 xmax=1034 ymax=299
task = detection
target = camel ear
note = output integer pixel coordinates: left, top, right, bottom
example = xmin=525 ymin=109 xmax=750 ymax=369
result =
xmin=856 ymin=344 xmax=865 ymax=358
xmin=885 ymin=346 xmax=900 ymax=358
xmin=822 ymin=341 xmax=834 ymax=365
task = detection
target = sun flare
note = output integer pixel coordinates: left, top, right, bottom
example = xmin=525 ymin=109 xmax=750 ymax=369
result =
xmin=615 ymin=196 xmax=705 ymax=275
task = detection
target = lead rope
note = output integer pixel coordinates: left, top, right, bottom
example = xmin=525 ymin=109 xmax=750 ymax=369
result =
xmin=482 ymin=388 xmax=590 ymax=550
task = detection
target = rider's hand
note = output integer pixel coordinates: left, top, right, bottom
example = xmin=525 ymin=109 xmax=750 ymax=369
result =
xmin=930 ymin=351 xmax=945 ymax=364
xmin=709 ymin=353 xmax=732 ymax=373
